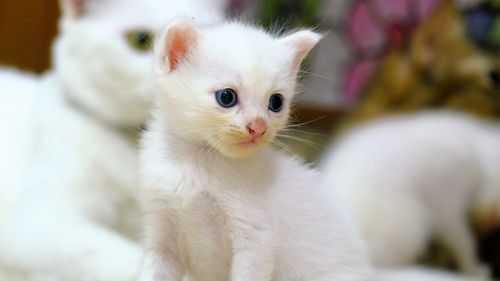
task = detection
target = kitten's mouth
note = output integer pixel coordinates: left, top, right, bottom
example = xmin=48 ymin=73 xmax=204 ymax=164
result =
xmin=237 ymin=139 xmax=259 ymax=148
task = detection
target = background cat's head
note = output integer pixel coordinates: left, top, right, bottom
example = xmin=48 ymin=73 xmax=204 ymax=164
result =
xmin=155 ymin=19 xmax=321 ymax=158
xmin=53 ymin=0 xmax=226 ymax=127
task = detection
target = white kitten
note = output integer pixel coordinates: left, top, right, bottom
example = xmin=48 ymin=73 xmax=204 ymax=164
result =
xmin=0 ymin=0 xmax=224 ymax=280
xmin=320 ymin=111 xmax=499 ymax=279
xmin=138 ymin=19 xmax=372 ymax=281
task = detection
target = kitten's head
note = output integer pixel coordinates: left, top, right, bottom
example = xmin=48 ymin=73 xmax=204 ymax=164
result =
xmin=53 ymin=0 xmax=225 ymax=127
xmin=155 ymin=20 xmax=321 ymax=158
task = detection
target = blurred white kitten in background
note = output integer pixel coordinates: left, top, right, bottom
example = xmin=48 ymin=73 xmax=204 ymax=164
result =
xmin=320 ymin=111 xmax=499 ymax=280
xmin=0 ymin=0 xmax=225 ymax=280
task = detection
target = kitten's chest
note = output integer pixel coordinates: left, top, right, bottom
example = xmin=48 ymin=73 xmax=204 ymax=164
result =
xmin=178 ymin=191 xmax=232 ymax=281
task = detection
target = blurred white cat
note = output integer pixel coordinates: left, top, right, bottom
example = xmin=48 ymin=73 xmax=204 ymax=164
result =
xmin=0 ymin=0 xmax=225 ymax=280
xmin=320 ymin=111 xmax=498 ymax=280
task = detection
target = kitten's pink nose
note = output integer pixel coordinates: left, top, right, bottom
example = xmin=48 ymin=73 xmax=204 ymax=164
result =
xmin=246 ymin=118 xmax=267 ymax=139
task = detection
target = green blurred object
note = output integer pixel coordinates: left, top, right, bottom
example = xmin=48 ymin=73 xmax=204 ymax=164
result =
xmin=490 ymin=0 xmax=500 ymax=8
xmin=485 ymin=0 xmax=500 ymax=51
xmin=489 ymin=0 xmax=500 ymax=48
xmin=259 ymin=0 xmax=324 ymax=29
xmin=491 ymin=20 xmax=500 ymax=48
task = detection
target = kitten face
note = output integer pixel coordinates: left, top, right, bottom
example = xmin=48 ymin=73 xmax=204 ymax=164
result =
xmin=156 ymin=20 xmax=321 ymax=158
xmin=53 ymin=0 xmax=225 ymax=126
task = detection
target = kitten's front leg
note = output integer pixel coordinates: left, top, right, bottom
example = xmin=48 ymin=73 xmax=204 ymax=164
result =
xmin=230 ymin=227 xmax=275 ymax=281
xmin=226 ymin=200 xmax=275 ymax=281
xmin=138 ymin=210 xmax=183 ymax=281
xmin=138 ymin=249 xmax=182 ymax=281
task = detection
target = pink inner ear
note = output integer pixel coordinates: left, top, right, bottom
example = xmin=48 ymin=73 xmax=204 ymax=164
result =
xmin=292 ymin=41 xmax=311 ymax=70
xmin=281 ymin=30 xmax=322 ymax=72
xmin=168 ymin=34 xmax=189 ymax=71
xmin=165 ymin=21 xmax=199 ymax=72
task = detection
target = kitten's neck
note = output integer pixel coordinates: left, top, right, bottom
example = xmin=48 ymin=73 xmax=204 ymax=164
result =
xmin=164 ymin=128 xmax=230 ymax=167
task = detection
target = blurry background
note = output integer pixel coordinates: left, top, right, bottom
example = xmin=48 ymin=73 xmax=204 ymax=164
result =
xmin=0 ymin=0 xmax=59 ymax=73
xmin=2 ymin=0 xmax=500 ymax=277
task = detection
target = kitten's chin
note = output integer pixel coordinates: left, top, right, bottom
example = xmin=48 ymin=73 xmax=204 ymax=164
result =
xmin=207 ymin=138 xmax=265 ymax=159
xmin=220 ymin=144 xmax=262 ymax=159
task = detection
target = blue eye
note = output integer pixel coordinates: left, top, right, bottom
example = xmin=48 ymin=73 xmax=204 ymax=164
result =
xmin=215 ymin=88 xmax=238 ymax=108
xmin=268 ymin=94 xmax=284 ymax=112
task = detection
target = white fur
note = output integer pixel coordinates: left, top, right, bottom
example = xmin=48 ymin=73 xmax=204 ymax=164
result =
xmin=0 ymin=73 xmax=142 ymax=280
xmin=54 ymin=0 xmax=226 ymax=126
xmin=320 ymin=111 xmax=500 ymax=279
xmin=0 ymin=0 xmax=225 ymax=280
xmin=0 ymin=69 xmax=37 ymax=226
xmin=138 ymin=21 xmax=372 ymax=281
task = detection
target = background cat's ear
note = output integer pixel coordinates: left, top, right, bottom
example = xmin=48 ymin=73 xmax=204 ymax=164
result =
xmin=280 ymin=30 xmax=323 ymax=72
xmin=410 ymin=1 xmax=462 ymax=69
xmin=59 ymin=0 xmax=85 ymax=19
xmin=159 ymin=18 xmax=200 ymax=72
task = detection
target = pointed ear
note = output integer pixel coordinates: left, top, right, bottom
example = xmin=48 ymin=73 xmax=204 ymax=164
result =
xmin=411 ymin=1 xmax=461 ymax=68
xmin=280 ymin=30 xmax=322 ymax=72
xmin=160 ymin=18 xmax=200 ymax=72
xmin=59 ymin=0 xmax=85 ymax=18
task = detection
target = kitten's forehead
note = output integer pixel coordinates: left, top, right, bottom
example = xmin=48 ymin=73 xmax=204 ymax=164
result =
xmin=198 ymin=23 xmax=295 ymax=94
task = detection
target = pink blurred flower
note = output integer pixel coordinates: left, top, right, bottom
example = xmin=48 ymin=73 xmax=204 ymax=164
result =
xmin=342 ymin=0 xmax=441 ymax=103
